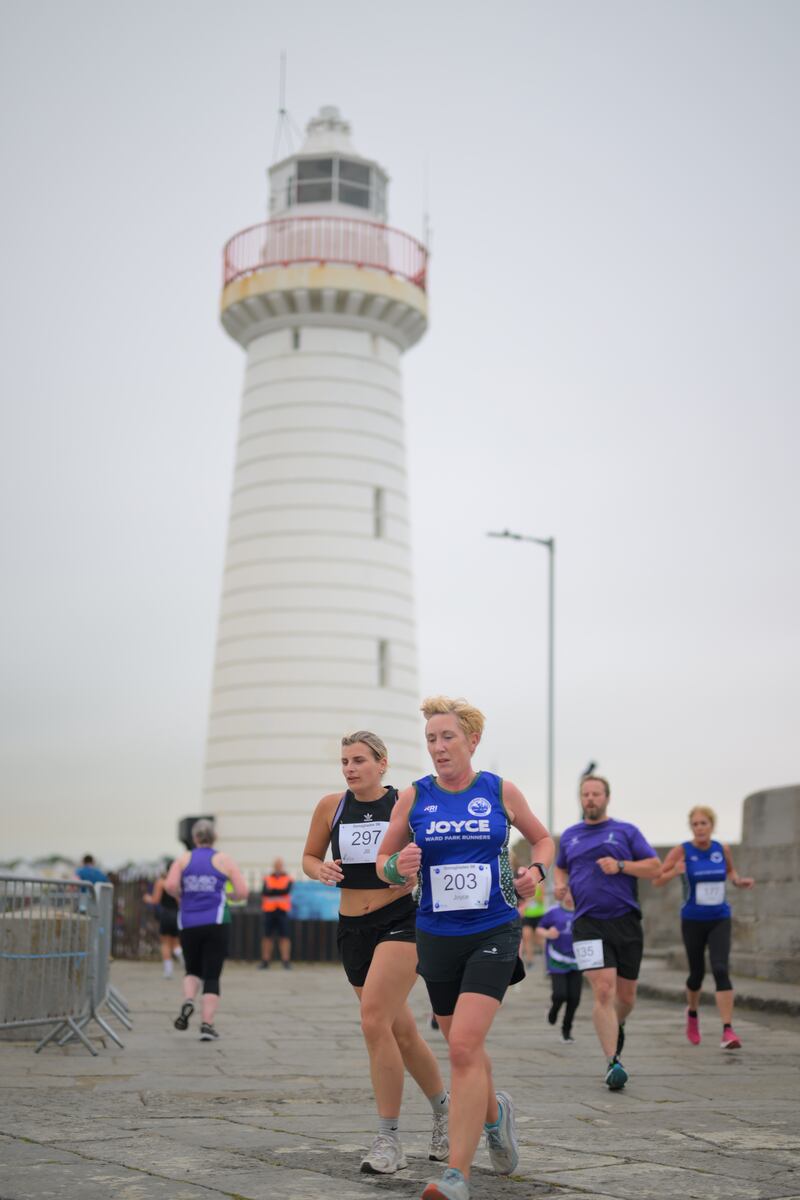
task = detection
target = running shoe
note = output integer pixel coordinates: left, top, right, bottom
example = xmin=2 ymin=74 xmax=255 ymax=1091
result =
xmin=429 ymin=1108 xmax=449 ymax=1161
xmin=360 ymin=1133 xmax=407 ymax=1174
xmin=685 ymin=1009 xmax=701 ymax=1045
xmin=605 ymin=1058 xmax=628 ymax=1090
xmin=199 ymin=1023 xmax=219 ymax=1041
xmin=547 ymin=1003 xmax=559 ymax=1026
xmin=173 ymin=1001 xmax=194 ymax=1031
xmin=430 ymin=1015 xmax=440 ymax=1030
xmin=615 ymin=1022 xmax=625 ymax=1057
xmin=721 ymin=1027 xmax=742 ymax=1050
xmin=485 ymin=1090 xmax=519 ymax=1174
xmin=258 ymin=961 xmax=270 ymax=970
xmin=561 ymin=1031 xmax=575 ymax=1043
xmin=422 ymin=1168 xmax=470 ymax=1200
xmin=282 ymin=961 xmax=292 ymax=970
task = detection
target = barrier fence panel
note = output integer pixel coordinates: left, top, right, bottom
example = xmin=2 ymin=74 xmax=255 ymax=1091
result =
xmin=0 ymin=876 xmax=132 ymax=1056
xmin=0 ymin=875 xmax=96 ymax=1053
xmin=56 ymin=882 xmax=129 ymax=1050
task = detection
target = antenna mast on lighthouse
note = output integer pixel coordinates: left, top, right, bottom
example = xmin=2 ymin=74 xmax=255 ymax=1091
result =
xmin=271 ymin=52 xmax=302 ymax=164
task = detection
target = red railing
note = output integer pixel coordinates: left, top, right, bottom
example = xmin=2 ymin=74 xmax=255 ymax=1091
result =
xmin=222 ymin=216 xmax=428 ymax=292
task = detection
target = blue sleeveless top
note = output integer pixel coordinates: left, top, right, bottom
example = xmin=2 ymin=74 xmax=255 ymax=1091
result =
xmin=408 ymin=771 xmax=518 ymax=936
xmin=681 ymin=839 xmax=730 ymax=921
xmin=179 ymin=847 xmax=228 ymax=929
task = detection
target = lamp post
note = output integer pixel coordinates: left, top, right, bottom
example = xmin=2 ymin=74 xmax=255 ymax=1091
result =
xmin=487 ymin=530 xmax=556 ymax=837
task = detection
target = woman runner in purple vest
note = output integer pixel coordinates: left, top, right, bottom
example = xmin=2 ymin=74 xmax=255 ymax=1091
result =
xmin=165 ymin=819 xmax=249 ymax=1040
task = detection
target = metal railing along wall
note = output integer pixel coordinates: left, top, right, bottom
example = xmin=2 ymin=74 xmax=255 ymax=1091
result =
xmin=0 ymin=876 xmax=130 ymax=1056
xmin=223 ymin=215 xmax=428 ymax=291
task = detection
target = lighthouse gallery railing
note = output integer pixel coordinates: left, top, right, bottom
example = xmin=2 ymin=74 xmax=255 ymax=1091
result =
xmin=223 ymin=216 xmax=428 ymax=292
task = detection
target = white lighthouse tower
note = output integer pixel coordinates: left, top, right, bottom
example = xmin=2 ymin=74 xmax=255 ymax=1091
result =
xmin=202 ymin=106 xmax=429 ymax=875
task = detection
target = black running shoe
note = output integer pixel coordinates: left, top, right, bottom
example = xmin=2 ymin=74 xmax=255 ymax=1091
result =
xmin=430 ymin=1015 xmax=439 ymax=1030
xmin=616 ymin=1022 xmax=625 ymax=1057
xmin=547 ymin=1003 xmax=559 ymax=1026
xmin=174 ymin=1001 xmax=194 ymax=1031
xmin=199 ymin=1023 xmax=219 ymax=1041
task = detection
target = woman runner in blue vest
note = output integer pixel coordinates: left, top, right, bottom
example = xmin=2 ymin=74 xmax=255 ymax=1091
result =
xmin=655 ymin=805 xmax=754 ymax=1049
xmin=377 ymin=696 xmax=554 ymax=1200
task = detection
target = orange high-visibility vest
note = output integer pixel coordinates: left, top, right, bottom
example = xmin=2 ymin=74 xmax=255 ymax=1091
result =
xmin=262 ymin=873 xmax=292 ymax=913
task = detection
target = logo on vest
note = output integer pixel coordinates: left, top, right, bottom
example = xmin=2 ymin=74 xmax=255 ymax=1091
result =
xmin=425 ymin=818 xmax=491 ymax=835
xmin=467 ymin=797 xmax=492 ymax=817
xmin=423 ymin=805 xmax=438 ymax=813
xmin=363 ymin=813 xmax=373 ymax=821
xmin=710 ymin=850 xmax=724 ymax=863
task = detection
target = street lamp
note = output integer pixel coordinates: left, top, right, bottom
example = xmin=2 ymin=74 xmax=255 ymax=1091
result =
xmin=487 ymin=530 xmax=556 ymax=837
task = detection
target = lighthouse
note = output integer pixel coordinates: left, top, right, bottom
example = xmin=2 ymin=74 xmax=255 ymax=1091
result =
xmin=202 ymin=106 xmax=429 ymax=875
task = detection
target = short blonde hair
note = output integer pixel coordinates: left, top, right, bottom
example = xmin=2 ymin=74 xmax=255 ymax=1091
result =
xmin=420 ymin=695 xmax=486 ymax=739
xmin=689 ymin=805 xmax=716 ymax=829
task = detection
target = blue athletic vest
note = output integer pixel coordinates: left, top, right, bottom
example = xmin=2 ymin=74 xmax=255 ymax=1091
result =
xmin=409 ymin=771 xmax=518 ymax=936
xmin=681 ymin=839 xmax=730 ymax=921
xmin=178 ymin=847 xmax=228 ymax=930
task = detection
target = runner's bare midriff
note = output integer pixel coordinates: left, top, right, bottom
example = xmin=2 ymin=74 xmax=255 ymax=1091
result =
xmin=339 ymin=883 xmax=414 ymax=917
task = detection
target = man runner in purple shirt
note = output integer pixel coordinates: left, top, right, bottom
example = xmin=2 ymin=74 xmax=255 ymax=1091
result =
xmin=554 ymin=776 xmax=660 ymax=1091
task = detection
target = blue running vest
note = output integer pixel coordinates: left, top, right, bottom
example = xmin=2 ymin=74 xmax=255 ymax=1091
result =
xmin=681 ymin=839 xmax=730 ymax=921
xmin=409 ymin=771 xmax=518 ymax=936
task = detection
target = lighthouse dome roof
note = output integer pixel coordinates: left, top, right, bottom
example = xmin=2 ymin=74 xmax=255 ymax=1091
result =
xmin=301 ymin=106 xmax=357 ymax=156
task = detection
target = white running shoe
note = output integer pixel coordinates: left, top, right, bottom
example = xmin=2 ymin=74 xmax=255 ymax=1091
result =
xmin=485 ymin=1090 xmax=519 ymax=1174
xmin=429 ymin=1107 xmax=449 ymax=1161
xmin=422 ymin=1167 xmax=470 ymax=1199
xmin=360 ymin=1133 xmax=407 ymax=1174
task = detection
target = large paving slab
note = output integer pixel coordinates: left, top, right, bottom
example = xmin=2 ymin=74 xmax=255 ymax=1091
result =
xmin=1 ymin=959 xmax=799 ymax=1199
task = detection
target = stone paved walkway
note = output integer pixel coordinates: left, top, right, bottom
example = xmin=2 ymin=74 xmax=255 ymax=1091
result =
xmin=1 ymin=960 xmax=799 ymax=1200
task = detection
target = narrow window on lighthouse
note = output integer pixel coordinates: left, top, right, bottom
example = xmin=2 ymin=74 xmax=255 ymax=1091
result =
xmin=292 ymin=329 xmax=301 ymax=350
xmin=378 ymin=640 xmax=390 ymax=687
xmin=373 ymin=487 xmax=385 ymax=538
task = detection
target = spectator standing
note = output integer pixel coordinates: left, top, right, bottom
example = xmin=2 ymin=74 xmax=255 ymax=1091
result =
xmin=260 ymin=857 xmax=293 ymax=970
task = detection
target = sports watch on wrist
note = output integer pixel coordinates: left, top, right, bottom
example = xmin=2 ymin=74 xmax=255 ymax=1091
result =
xmin=616 ymin=859 xmax=626 ymax=873
xmin=531 ymin=862 xmax=547 ymax=883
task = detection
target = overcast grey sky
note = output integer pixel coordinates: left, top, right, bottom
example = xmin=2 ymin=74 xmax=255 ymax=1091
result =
xmin=1 ymin=0 xmax=797 ymax=866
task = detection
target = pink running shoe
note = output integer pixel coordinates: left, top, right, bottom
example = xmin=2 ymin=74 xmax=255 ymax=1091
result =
xmin=721 ymin=1027 xmax=742 ymax=1050
xmin=685 ymin=1009 xmax=701 ymax=1045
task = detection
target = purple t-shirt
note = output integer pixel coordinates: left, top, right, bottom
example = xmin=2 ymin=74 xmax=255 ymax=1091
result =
xmin=556 ymin=818 xmax=657 ymax=921
xmin=539 ymin=905 xmax=577 ymax=974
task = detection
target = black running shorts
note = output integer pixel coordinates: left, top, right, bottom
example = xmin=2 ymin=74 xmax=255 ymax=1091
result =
xmin=179 ymin=923 xmax=229 ymax=994
xmin=416 ymin=917 xmax=524 ymax=1016
xmin=337 ymin=894 xmax=417 ymax=987
xmin=572 ymin=911 xmax=644 ymax=980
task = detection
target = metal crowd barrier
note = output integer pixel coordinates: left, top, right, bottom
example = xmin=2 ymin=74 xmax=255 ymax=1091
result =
xmin=0 ymin=876 xmax=131 ymax=1056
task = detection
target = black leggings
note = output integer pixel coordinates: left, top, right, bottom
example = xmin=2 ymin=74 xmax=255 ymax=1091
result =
xmin=681 ymin=917 xmax=732 ymax=992
xmin=180 ymin=924 xmax=229 ymax=995
xmin=550 ymin=971 xmax=582 ymax=1034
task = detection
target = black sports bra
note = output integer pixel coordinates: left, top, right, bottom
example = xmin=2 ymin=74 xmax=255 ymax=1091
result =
xmin=330 ymin=787 xmax=397 ymax=889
